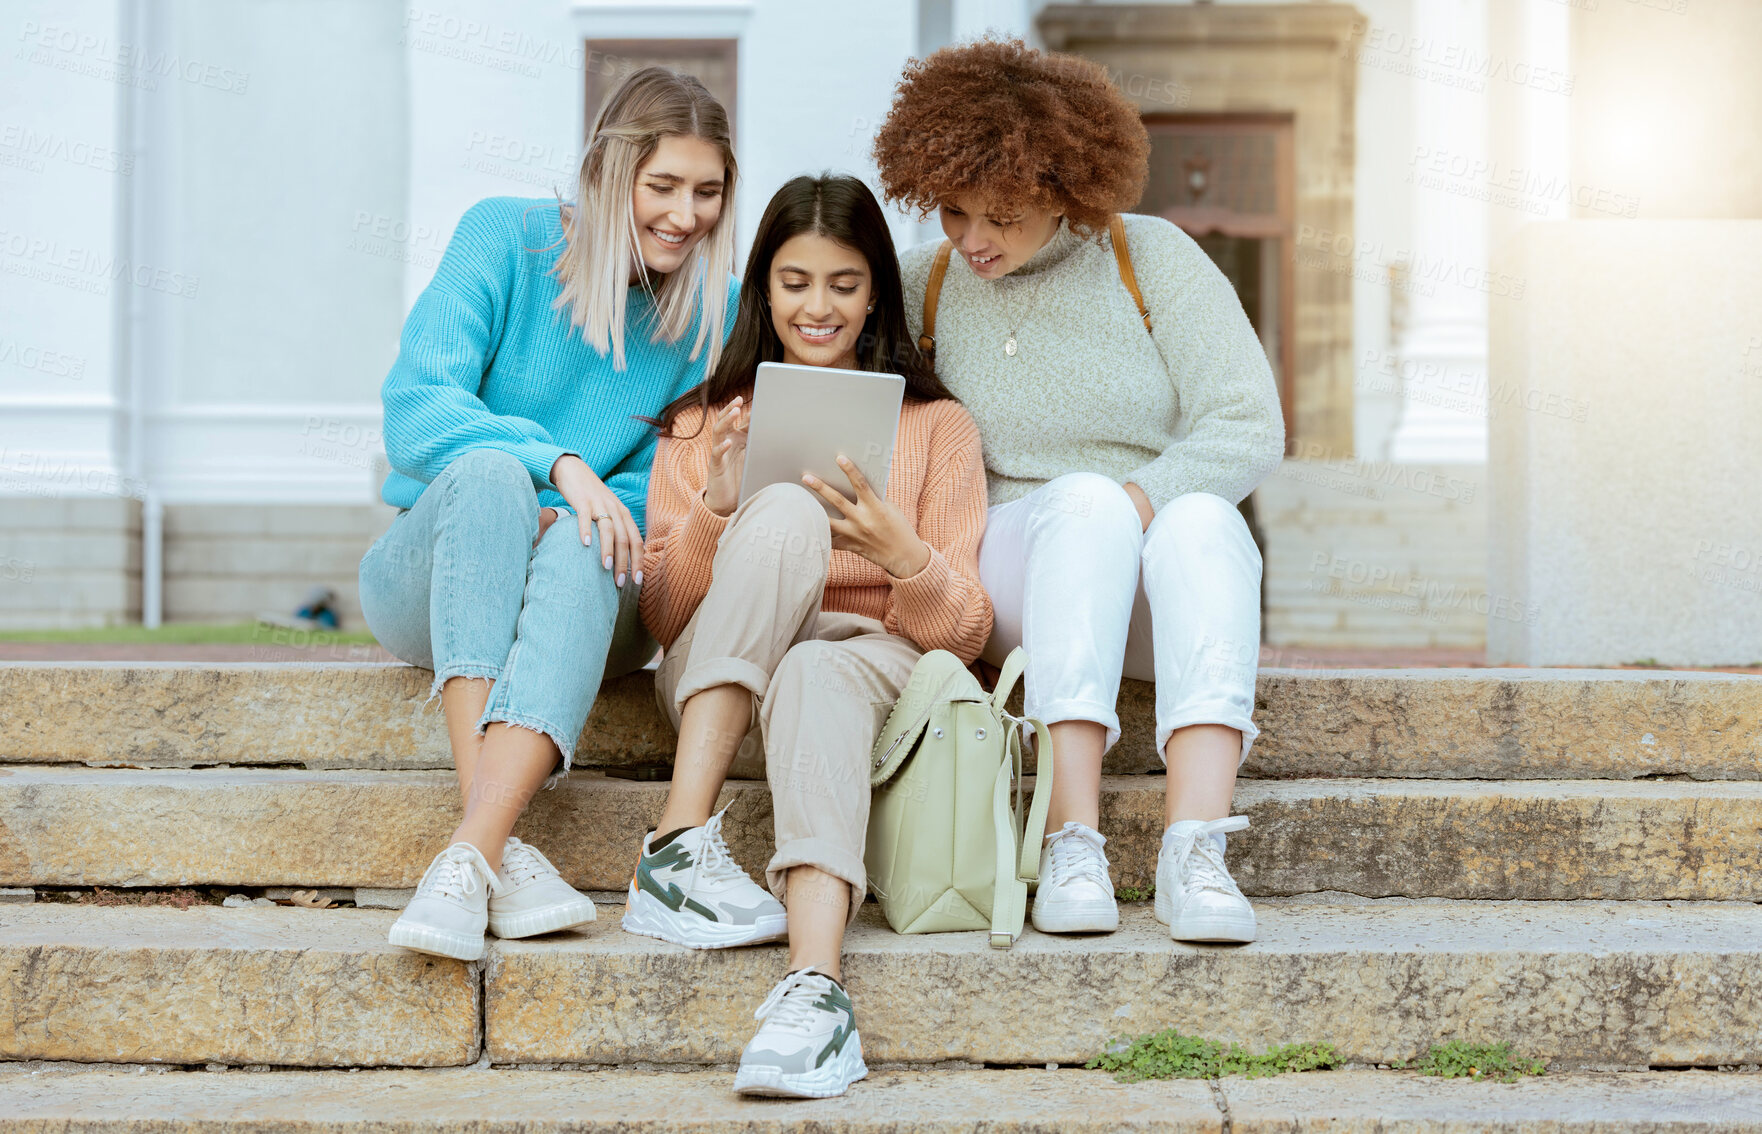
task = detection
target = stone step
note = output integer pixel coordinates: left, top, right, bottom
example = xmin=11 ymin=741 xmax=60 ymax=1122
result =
xmin=490 ymin=899 xmax=1762 ymax=1070
xmin=3 ymin=1067 xmax=1759 ymax=1133
xmin=3 ymin=902 xmax=1758 ymax=1071
xmin=5 ymin=662 xmax=1759 ymax=779
xmin=0 ymin=906 xmax=476 ymax=1068
xmin=5 ymin=767 xmax=1758 ymax=900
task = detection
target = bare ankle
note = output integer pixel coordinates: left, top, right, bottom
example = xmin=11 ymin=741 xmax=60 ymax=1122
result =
xmin=651 ymin=809 xmax=707 ymax=838
xmin=789 ymin=958 xmax=842 ymax=983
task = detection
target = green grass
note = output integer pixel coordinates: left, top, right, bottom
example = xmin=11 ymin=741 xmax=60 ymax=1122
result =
xmin=0 ymin=620 xmax=378 ymax=646
xmin=1088 ymin=1028 xmax=1339 ymax=1082
xmin=1114 ymin=884 xmax=1155 ymax=902
xmin=1397 ymin=1041 xmax=1545 ymax=1082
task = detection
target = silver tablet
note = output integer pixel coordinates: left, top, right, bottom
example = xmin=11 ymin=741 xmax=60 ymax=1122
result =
xmin=737 ymin=361 xmax=906 ymax=515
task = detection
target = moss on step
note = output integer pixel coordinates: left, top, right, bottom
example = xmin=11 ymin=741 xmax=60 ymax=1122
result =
xmin=1398 ymin=1040 xmax=1546 ymax=1082
xmin=1087 ymin=1028 xmax=1339 ymax=1082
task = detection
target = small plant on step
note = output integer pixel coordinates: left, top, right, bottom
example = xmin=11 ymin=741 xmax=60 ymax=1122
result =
xmin=1115 ymin=884 xmax=1154 ymax=902
xmin=1396 ymin=1040 xmax=1545 ymax=1083
xmin=1087 ymin=1028 xmax=1338 ymax=1082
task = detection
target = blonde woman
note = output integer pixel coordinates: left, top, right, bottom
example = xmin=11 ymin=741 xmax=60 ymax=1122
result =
xmin=362 ymin=67 xmax=739 ymax=961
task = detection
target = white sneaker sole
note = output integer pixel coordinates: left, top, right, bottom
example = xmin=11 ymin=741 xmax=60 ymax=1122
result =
xmin=488 ymin=896 xmax=597 ymax=939
xmin=1154 ymin=892 xmax=1256 ymax=943
xmin=734 ymin=1036 xmax=867 ymax=1098
xmin=1031 ymin=897 xmax=1120 ymax=934
xmin=387 ymin=919 xmax=485 ymax=961
xmin=621 ymin=886 xmax=788 ymax=949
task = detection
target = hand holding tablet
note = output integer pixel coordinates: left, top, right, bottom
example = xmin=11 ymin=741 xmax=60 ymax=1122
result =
xmin=802 ymin=455 xmax=931 ymax=579
xmin=737 ymin=362 xmax=905 ymax=516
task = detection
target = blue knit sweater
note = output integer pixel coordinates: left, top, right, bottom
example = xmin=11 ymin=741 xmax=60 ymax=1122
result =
xmin=380 ymin=196 xmax=737 ymax=534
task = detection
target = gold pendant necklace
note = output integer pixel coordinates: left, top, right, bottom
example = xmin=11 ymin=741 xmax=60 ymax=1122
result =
xmin=1001 ymin=270 xmax=1050 ymax=358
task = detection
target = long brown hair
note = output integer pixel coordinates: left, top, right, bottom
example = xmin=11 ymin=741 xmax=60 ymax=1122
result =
xmin=655 ymin=174 xmax=951 ymax=437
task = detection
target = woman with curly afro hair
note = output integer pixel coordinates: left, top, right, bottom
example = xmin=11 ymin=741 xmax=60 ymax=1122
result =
xmin=874 ymin=39 xmax=1285 ymax=945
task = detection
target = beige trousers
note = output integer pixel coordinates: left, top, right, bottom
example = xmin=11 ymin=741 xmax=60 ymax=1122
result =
xmin=654 ymin=483 xmax=922 ymax=926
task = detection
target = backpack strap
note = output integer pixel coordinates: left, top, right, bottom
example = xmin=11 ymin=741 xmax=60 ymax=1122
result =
xmin=922 ymin=221 xmax=1147 ymax=371
xmin=990 ymin=647 xmax=1028 ymax=716
xmin=1109 ymin=214 xmax=1152 ymax=334
xmin=988 ymin=753 xmax=1028 ymax=947
xmin=1016 ymin=717 xmax=1054 ymax=881
xmin=987 ymin=715 xmax=1056 ymax=948
xmin=919 ymin=240 xmax=954 ymax=362
xmin=987 ymin=648 xmax=1056 ymax=948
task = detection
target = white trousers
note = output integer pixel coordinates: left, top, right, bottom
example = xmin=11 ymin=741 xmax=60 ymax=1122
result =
xmin=978 ymin=472 xmax=1262 ymax=762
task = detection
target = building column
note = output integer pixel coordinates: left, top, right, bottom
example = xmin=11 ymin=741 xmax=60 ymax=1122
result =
xmin=1388 ymin=0 xmax=1490 ymax=464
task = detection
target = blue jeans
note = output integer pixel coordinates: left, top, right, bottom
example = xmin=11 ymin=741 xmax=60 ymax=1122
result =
xmin=358 ymin=448 xmax=653 ymax=770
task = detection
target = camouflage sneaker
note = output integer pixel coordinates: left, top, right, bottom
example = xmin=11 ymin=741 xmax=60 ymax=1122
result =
xmin=733 ymin=966 xmax=867 ymax=1098
xmin=621 ymin=806 xmax=788 ymax=949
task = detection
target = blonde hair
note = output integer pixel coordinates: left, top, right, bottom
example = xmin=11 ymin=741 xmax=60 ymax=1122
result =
xmin=553 ymin=67 xmax=736 ymax=373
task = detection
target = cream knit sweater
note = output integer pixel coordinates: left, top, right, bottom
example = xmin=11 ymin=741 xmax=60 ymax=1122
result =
xmin=900 ymin=214 xmax=1285 ymax=512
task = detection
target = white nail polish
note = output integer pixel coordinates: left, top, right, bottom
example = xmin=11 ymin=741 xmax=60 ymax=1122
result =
xmin=617 ymin=573 xmax=627 ymax=587
xmin=633 ymin=571 xmax=644 ymax=586
xmin=604 ymin=555 xmax=613 ymax=570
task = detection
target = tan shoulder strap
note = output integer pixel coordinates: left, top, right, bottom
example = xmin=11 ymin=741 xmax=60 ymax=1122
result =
xmin=919 ymin=240 xmax=954 ymax=361
xmin=1109 ymin=214 xmax=1152 ymax=334
xmin=923 ymin=224 xmax=1149 ymax=357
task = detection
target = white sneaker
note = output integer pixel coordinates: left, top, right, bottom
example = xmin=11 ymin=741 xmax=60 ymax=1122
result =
xmin=621 ymin=807 xmax=788 ymax=949
xmin=733 ymin=966 xmax=867 ymax=1098
xmin=487 ymin=837 xmax=597 ymax=939
xmin=1154 ymin=816 xmax=1256 ymax=943
xmin=388 ymin=842 xmax=501 ymax=960
xmin=1031 ymin=821 xmax=1120 ymax=934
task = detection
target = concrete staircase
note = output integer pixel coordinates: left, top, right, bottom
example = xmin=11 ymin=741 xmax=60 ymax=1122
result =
xmin=2 ymin=662 xmax=1760 ymax=1129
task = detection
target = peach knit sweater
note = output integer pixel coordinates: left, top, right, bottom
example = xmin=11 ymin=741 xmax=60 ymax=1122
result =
xmin=641 ymin=395 xmax=993 ymax=663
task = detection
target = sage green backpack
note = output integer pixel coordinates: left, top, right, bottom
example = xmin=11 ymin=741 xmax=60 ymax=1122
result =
xmin=865 ymin=648 xmax=1053 ymax=948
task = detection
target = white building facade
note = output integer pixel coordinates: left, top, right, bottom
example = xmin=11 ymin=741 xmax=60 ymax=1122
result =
xmin=4 ymin=0 xmax=1540 ymax=643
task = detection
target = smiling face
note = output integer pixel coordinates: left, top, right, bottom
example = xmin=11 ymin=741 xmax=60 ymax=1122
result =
xmin=629 ymin=134 xmax=727 ymax=276
xmin=768 ymin=232 xmax=873 ymax=370
xmin=937 ymin=194 xmax=1063 ymax=280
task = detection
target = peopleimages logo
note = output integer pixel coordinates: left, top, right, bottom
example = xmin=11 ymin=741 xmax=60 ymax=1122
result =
xmin=0 ymin=124 xmax=134 ymax=175
xmin=1286 ymin=441 xmax=1478 ymax=503
xmin=16 ymin=21 xmax=250 ymax=94
xmin=0 ymin=337 xmax=87 ymax=380
xmin=0 ymin=230 xmax=199 ymax=299
xmin=399 ymin=8 xmax=607 ymax=77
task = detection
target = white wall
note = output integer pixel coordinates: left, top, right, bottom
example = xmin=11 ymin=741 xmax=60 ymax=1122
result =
xmin=735 ymin=0 xmax=930 ymax=254
xmin=144 ymin=0 xmax=408 ymax=502
xmin=401 ymin=0 xmax=586 ymax=310
xmin=5 ymin=0 xmax=1444 ymax=509
xmin=0 ymin=0 xmax=129 ymax=497
xmin=402 ymin=0 xmax=936 ymax=304
xmin=1 ymin=0 xmax=410 ymax=507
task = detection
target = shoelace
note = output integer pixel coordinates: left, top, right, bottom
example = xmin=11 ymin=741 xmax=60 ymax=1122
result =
xmin=1044 ymin=822 xmax=1112 ymax=891
xmin=1170 ymin=816 xmax=1251 ymax=896
xmin=752 ymin=966 xmax=835 ymax=1033
xmin=694 ymin=808 xmax=752 ymax=886
xmin=418 ymin=844 xmax=489 ymax=902
xmin=499 ymin=838 xmax=558 ymax=886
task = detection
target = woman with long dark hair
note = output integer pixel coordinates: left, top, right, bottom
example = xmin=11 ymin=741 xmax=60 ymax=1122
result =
xmin=628 ymin=174 xmax=992 ymax=1099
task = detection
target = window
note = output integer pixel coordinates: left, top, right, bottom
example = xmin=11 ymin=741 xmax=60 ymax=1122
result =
xmin=583 ymin=39 xmax=738 ymax=138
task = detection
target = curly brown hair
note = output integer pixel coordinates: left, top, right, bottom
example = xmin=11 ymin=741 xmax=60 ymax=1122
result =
xmin=872 ymin=39 xmax=1149 ymax=235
